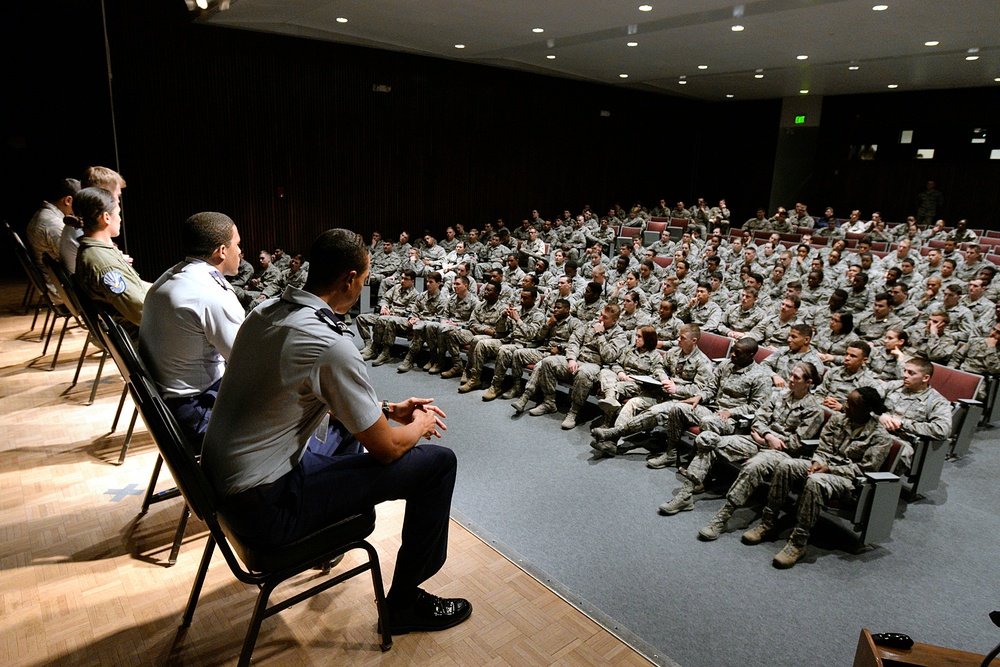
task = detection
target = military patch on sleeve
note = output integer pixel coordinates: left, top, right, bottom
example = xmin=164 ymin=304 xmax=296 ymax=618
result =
xmin=102 ymin=270 xmax=127 ymax=294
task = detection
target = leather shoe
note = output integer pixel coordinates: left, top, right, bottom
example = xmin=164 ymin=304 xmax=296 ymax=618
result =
xmin=387 ymin=589 xmax=472 ymax=634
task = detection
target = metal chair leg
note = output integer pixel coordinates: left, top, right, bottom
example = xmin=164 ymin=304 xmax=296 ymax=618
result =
xmin=167 ymin=505 xmax=191 ymax=566
xmin=238 ymin=582 xmax=278 ymax=667
xmin=116 ymin=409 xmax=138 ymax=465
xmin=182 ymin=536 xmax=216 ymax=627
xmin=87 ymin=352 xmax=108 ymax=406
xmin=41 ymin=310 xmax=58 ymax=355
xmin=48 ymin=316 xmax=70 ymax=370
xmin=111 ymin=383 xmax=128 ymax=430
xmin=71 ymin=337 xmax=91 ymax=387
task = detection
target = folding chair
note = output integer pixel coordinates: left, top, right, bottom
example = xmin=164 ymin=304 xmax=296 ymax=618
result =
xmin=99 ymin=312 xmax=392 ymax=665
xmin=929 ymin=364 xmax=984 ymax=459
xmin=9 ymin=224 xmax=75 ymax=360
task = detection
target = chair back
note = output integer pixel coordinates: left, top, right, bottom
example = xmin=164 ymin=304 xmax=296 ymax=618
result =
xmin=929 ymin=364 xmax=983 ymax=404
xmin=753 ymin=346 xmax=774 ymax=364
xmin=42 ymin=255 xmax=84 ymax=323
xmin=646 ymin=221 xmax=666 ymax=233
xmin=8 ymin=225 xmax=55 ymax=302
xmin=697 ymin=331 xmax=733 ymax=361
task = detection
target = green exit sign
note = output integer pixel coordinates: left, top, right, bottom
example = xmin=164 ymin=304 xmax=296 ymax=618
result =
xmin=794 ymin=115 xmax=807 ymax=125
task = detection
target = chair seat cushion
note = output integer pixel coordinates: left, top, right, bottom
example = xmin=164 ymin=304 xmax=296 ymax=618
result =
xmin=218 ymin=508 xmax=376 ymax=574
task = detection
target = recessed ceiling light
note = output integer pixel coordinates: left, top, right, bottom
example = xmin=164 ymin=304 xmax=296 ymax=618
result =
xmin=619 ymin=73 xmax=629 ymax=79
xmin=849 ymin=65 xmax=860 ymax=70
xmin=627 ymin=41 xmax=638 ymax=47
xmin=754 ymin=74 xmax=764 ymax=79
xmin=799 ymin=89 xmax=809 ymax=94
xmin=726 ymin=94 xmax=734 ymax=98
xmin=887 ymin=84 xmax=898 ymax=89
xmin=532 ymin=28 xmax=544 ymax=33
xmin=639 ymin=4 xmax=653 ymax=11
xmin=731 ymin=25 xmax=744 ymax=32
xmin=872 ymin=5 xmax=888 ymax=11
xmin=679 ymin=75 xmax=686 ymax=79
xmin=968 ymin=47 xmax=980 ymax=53
xmin=796 ymin=55 xmax=808 ymax=60
xmin=995 ymin=78 xmax=1000 ymax=82
xmin=455 ymin=44 xmax=465 ymax=49
xmin=697 ymin=65 xmax=708 ymax=70
xmin=966 ymin=55 xmax=980 ymax=61
xmin=196 ymin=0 xmax=208 ymax=8
xmin=678 ymin=80 xmax=688 ymax=85
xmin=924 ymin=41 xmax=939 ymax=47
xmin=335 ymin=17 xmax=348 ymax=23
xmin=546 ymin=54 xmax=556 ymax=59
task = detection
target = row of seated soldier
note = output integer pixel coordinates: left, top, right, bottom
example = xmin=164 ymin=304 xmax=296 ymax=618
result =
xmin=25 ymin=183 xmax=999 ymax=571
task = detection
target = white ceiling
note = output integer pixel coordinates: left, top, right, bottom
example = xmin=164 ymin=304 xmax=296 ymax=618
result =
xmin=200 ymin=0 xmax=1000 ymax=101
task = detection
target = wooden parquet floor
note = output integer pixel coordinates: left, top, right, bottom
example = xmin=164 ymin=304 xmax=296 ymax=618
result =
xmin=0 ymin=282 xmax=655 ymax=667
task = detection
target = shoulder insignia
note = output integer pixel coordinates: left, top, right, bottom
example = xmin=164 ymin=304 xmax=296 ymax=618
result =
xmin=102 ymin=270 xmax=127 ymax=295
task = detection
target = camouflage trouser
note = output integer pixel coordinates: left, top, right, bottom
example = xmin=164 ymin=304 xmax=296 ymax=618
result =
xmin=726 ymin=449 xmax=792 ymax=506
xmin=487 ymin=343 xmax=532 ymax=387
xmin=685 ymin=432 xmax=761 ymax=484
xmin=654 ymin=403 xmax=736 ymax=448
xmin=597 ymin=369 xmax=642 ymax=403
xmin=419 ymin=322 xmax=453 ymax=355
xmin=767 ymin=458 xmax=856 ymax=530
xmin=511 ymin=348 xmax=550 ymax=384
xmin=534 ymin=355 xmax=602 ymax=409
xmin=406 ymin=321 xmax=434 ymax=355
xmin=444 ymin=327 xmax=475 ymax=359
xmin=356 ymin=313 xmax=380 ymax=345
xmin=615 ymin=395 xmax=662 ymax=426
xmin=376 ymin=315 xmax=412 ymax=346
xmin=467 ymin=336 xmax=502 ymax=376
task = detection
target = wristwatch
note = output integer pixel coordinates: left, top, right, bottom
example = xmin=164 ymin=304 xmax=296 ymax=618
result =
xmin=381 ymin=400 xmax=390 ymax=416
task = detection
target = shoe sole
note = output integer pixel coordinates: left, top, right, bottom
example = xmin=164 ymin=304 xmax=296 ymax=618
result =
xmin=658 ymin=503 xmax=694 ymax=515
xmin=697 ymin=529 xmax=721 ymax=541
xmin=385 ymin=606 xmax=473 ymax=635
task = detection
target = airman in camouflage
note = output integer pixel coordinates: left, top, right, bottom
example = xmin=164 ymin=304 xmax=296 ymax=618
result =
xmin=463 ymin=286 xmax=547 ymax=394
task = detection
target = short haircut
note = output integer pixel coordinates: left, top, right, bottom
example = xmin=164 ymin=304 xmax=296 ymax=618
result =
xmin=790 ymin=323 xmax=812 ymax=338
xmin=51 ymin=178 xmax=81 ymax=202
xmin=832 ymin=287 xmax=849 ymax=300
xmin=874 ymin=292 xmax=892 ymax=305
xmin=680 ymin=323 xmax=701 ymax=338
xmin=603 ymin=303 xmax=621 ymax=320
xmin=708 ymin=270 xmax=724 ymax=282
xmin=786 ymin=280 xmax=802 ymax=291
xmin=81 ymin=166 xmax=126 ymax=191
xmin=734 ymin=336 xmax=759 ymax=356
xmin=303 ymin=229 xmax=368 ymax=292
xmin=536 ymin=258 xmax=549 ymax=270
xmin=554 ymin=297 xmax=570 ymax=309
xmin=522 ymin=285 xmax=538 ymax=299
xmin=565 ymin=260 xmax=579 ymax=270
xmin=182 ymin=212 xmax=235 ymax=258
xmin=942 ymin=259 xmax=957 ymax=269
xmin=743 ymin=286 xmax=759 ymax=298
xmin=929 ymin=310 xmax=951 ymax=324
xmin=426 ymin=271 xmax=442 ymax=283
xmin=784 ymin=295 xmax=801 ymax=309
xmin=907 ymin=356 xmax=934 ymax=378
xmin=837 ymin=311 xmax=855 ymax=334
xmin=454 ymin=275 xmax=470 ymax=287
xmin=72 ymin=187 xmax=117 ymax=231
xmin=848 ymin=340 xmax=872 ymax=358
xmin=854 ymin=272 xmax=870 ymax=286
xmin=945 ymin=284 xmax=964 ymax=296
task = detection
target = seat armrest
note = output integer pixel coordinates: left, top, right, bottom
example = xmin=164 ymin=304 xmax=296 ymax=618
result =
xmin=957 ymin=398 xmax=983 ymax=408
xmin=863 ymin=472 xmax=899 ymax=483
xmin=800 ymin=439 xmax=820 ymax=455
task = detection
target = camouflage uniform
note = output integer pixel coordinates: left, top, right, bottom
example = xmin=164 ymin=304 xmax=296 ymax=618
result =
xmin=653 ymin=315 xmax=685 ymax=350
xmin=381 ymin=287 xmax=449 ymax=349
xmin=853 ymin=311 xmax=903 ymax=343
xmin=356 ymin=282 xmax=419 ymax=346
xmin=881 ymin=381 xmax=953 ymax=442
xmin=762 ymin=346 xmax=827 ymax=382
xmin=616 ymin=308 xmax=652 ymax=334
xmin=512 ymin=315 xmax=581 ymax=383
xmin=615 ymin=346 xmax=715 ymax=424
xmin=526 ymin=323 xmax=628 ymax=410
xmin=651 ymin=360 xmax=772 ymax=446
xmin=718 ymin=303 xmax=766 ymax=339
xmin=443 ymin=296 xmax=507 ymax=360
xmin=679 ymin=300 xmax=723 ymax=333
xmin=573 ymin=297 xmax=606 ymax=324
xmin=420 ymin=291 xmax=479 ymax=358
xmin=766 ymin=413 xmax=892 ymax=530
xmin=868 ymin=347 xmax=905 ymax=381
xmin=689 ymin=388 xmax=824 ymax=487
xmin=468 ymin=304 xmax=546 ymax=379
xmin=815 ymin=365 xmax=880 ymax=404
xmin=758 ymin=316 xmax=801 ymax=348
xmin=949 ymin=338 xmax=1000 ymax=399
xmin=912 ymin=330 xmax=959 ymax=363
xmin=598 ymin=347 xmax=669 ymax=406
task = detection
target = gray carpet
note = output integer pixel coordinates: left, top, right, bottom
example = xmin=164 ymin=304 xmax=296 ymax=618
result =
xmin=360 ymin=338 xmax=1000 ymax=667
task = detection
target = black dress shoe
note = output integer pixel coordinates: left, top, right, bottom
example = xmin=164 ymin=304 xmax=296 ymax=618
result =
xmin=387 ymin=589 xmax=472 ymax=634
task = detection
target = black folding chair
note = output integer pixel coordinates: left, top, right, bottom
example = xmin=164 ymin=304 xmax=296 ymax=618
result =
xmin=69 ymin=279 xmax=137 ymax=463
xmin=8 ymin=223 xmax=75 ymax=362
xmin=96 ymin=311 xmax=392 ymax=665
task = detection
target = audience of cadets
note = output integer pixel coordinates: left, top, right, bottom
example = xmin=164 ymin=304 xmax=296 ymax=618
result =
xmin=572 ymin=281 xmax=605 ymax=324
xmin=758 ymin=295 xmax=804 ymax=348
xmin=461 ymin=286 xmax=546 ymax=395
xmin=878 ymin=357 xmax=952 ymax=450
xmin=761 ymin=324 xmax=826 ymax=386
xmin=440 ymin=281 xmax=507 ymax=380
xmin=853 ymin=292 xmax=903 ymax=343
xmin=653 ymin=299 xmax=684 ymax=350
xmin=743 ymin=387 xmax=892 ymax=568
xmin=661 ymin=362 xmax=825 ymax=539
xmin=139 ymin=212 xmax=245 ymax=444
xmin=949 ymin=323 xmax=1000 ymax=398
xmin=418 ymin=275 xmax=480 ymax=374
xmin=592 ymin=337 xmax=770 ymax=468
xmin=545 ymin=275 xmax=577 ymax=315
xmin=595 ymin=325 xmax=670 ymax=425
xmin=241 ymin=249 xmax=282 ymax=309
xmin=679 ymin=282 xmax=724 ymax=333
xmin=358 ymin=269 xmax=419 ymax=359
xmin=369 ymin=239 xmax=401 ymax=295
xmin=73 ymin=186 xmax=148 ymax=338
xmin=227 ymin=253 xmax=254 ymax=293
xmin=512 ymin=303 xmax=629 ymax=430
xmin=376 ymin=271 xmax=448 ymax=371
